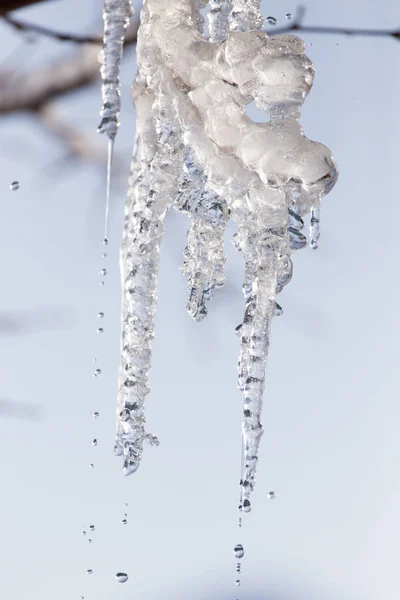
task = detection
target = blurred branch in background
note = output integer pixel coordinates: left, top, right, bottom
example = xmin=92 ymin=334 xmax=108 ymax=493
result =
xmin=0 ymin=0 xmax=51 ymax=15
xmin=0 ymin=396 xmax=44 ymax=421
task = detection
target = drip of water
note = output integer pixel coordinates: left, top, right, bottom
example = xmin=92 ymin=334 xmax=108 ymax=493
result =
xmin=104 ymin=137 xmax=115 ymax=242
xmin=234 ymin=544 xmax=244 ymax=559
xmin=10 ymin=181 xmax=19 ymax=191
xmin=116 ymin=572 xmax=128 ymax=583
xmin=310 ymin=204 xmax=321 ymax=249
xmin=86 ymin=569 xmax=93 ymax=575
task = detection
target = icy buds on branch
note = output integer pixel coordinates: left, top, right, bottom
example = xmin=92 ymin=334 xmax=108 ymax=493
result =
xmin=111 ymin=0 xmax=338 ymax=499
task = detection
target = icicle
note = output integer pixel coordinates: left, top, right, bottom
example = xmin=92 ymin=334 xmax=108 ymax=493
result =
xmin=310 ymin=203 xmax=321 ymax=249
xmin=228 ymin=0 xmax=263 ymax=32
xmin=208 ymin=0 xmax=232 ymax=43
xmin=98 ymin=0 xmax=133 ymax=138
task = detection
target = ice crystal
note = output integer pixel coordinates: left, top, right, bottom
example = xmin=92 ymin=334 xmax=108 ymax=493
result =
xmin=106 ymin=0 xmax=338 ymax=504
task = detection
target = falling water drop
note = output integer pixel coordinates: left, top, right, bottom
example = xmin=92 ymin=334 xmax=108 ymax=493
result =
xmin=86 ymin=569 xmax=93 ymax=575
xmin=242 ymin=499 xmax=251 ymax=513
xmin=122 ymin=518 xmax=127 ymax=525
xmin=10 ymin=181 xmax=20 ymax=191
xmin=93 ymin=369 xmax=102 ymax=378
xmin=266 ymin=16 xmax=278 ymax=25
xmin=97 ymin=312 xmax=104 ymax=318
xmin=82 ymin=530 xmax=87 ymax=536
xmin=88 ymin=538 xmax=92 ymax=544
xmin=102 ymin=253 xmax=107 ymax=259
xmin=310 ymin=204 xmax=320 ymax=249
xmin=97 ymin=327 xmax=104 ymax=334
xmin=93 ymin=357 xmax=98 ymax=362
xmin=103 ymin=237 xmax=109 ymax=246
xmin=236 ymin=562 xmax=241 ymax=573
xmin=92 ymin=438 xmax=98 ymax=446
xmin=100 ymin=269 xmax=107 ymax=276
xmin=267 ymin=491 xmax=276 ymax=500
xmin=238 ymin=517 xmax=242 ymax=528
xmin=234 ymin=544 xmax=244 ymax=559
xmin=89 ymin=525 xmax=95 ymax=531
xmin=116 ymin=573 xmax=128 ymax=583
xmin=285 ymin=13 xmax=293 ymax=20
xmin=235 ymin=579 xmax=241 ymax=587
xmin=100 ymin=281 xmax=105 ymax=287
xmin=91 ymin=411 xmax=100 ymax=419
xmin=90 ymin=463 xmax=94 ymax=469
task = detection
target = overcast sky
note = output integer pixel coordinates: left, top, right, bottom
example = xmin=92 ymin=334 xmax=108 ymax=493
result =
xmin=0 ymin=1 xmax=399 ymax=599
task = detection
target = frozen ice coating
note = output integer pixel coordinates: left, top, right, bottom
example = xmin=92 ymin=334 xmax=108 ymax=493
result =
xmin=98 ymin=0 xmax=133 ymax=138
xmin=110 ymin=0 xmax=338 ymax=500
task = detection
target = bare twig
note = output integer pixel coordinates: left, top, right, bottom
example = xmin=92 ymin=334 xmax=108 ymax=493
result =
xmin=3 ymin=14 xmax=103 ymax=44
xmin=0 ymin=0 xmax=51 ymax=15
xmin=266 ymin=5 xmax=400 ymax=42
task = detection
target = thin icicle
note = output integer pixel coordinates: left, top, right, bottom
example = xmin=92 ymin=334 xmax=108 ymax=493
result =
xmin=208 ymin=0 xmax=232 ymax=43
xmin=310 ymin=203 xmax=321 ymax=249
xmin=228 ymin=0 xmax=263 ymax=32
xmin=98 ymin=0 xmax=133 ymax=138
xmin=104 ymin=137 xmax=114 ymax=241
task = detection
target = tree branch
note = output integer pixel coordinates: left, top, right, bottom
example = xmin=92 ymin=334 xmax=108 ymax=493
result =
xmin=3 ymin=13 xmax=103 ymax=44
xmin=0 ymin=0 xmax=52 ymax=15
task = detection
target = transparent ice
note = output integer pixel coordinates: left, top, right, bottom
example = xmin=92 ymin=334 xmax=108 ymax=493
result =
xmin=101 ymin=0 xmax=338 ymax=507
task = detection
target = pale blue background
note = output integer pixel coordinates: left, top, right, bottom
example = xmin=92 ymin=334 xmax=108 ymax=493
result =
xmin=0 ymin=1 xmax=399 ymax=599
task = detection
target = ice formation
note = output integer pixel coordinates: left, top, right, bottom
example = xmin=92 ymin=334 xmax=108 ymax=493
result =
xmin=106 ymin=0 xmax=338 ymax=501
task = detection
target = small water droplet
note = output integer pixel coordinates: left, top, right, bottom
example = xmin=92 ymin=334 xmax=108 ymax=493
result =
xmin=97 ymin=328 xmax=104 ymax=334
xmin=103 ymin=237 xmax=108 ymax=246
xmin=285 ymin=13 xmax=293 ymax=20
xmin=102 ymin=253 xmax=107 ymax=259
xmin=238 ymin=517 xmax=242 ymax=528
xmin=91 ymin=411 xmax=100 ymax=419
xmin=235 ymin=579 xmax=241 ymax=587
xmin=122 ymin=518 xmax=127 ymax=525
xmin=100 ymin=281 xmax=105 ymax=287
xmin=86 ymin=569 xmax=93 ymax=575
xmin=89 ymin=525 xmax=95 ymax=531
xmin=88 ymin=538 xmax=92 ymax=543
xmin=93 ymin=369 xmax=102 ymax=378
xmin=100 ymin=269 xmax=107 ymax=276
xmin=242 ymin=499 xmax=251 ymax=513
xmin=93 ymin=357 xmax=98 ymax=362
xmin=116 ymin=573 xmax=128 ymax=583
xmin=82 ymin=530 xmax=87 ymax=536
xmin=10 ymin=181 xmax=20 ymax=191
xmin=97 ymin=312 xmax=104 ymax=318
xmin=268 ymin=491 xmax=276 ymax=500
xmin=266 ymin=16 xmax=278 ymax=25
xmin=236 ymin=562 xmax=241 ymax=573
xmin=234 ymin=544 xmax=244 ymax=559
xmin=90 ymin=463 xmax=94 ymax=468
xmin=92 ymin=438 xmax=98 ymax=446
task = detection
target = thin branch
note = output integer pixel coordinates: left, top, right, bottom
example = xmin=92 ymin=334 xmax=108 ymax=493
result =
xmin=0 ymin=0 xmax=51 ymax=15
xmin=265 ymin=5 xmax=400 ymax=42
xmin=2 ymin=14 xmax=104 ymax=44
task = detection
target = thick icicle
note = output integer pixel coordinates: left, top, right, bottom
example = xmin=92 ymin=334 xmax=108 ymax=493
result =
xmin=115 ymin=0 xmax=338 ymax=492
xmin=98 ymin=0 xmax=133 ymax=138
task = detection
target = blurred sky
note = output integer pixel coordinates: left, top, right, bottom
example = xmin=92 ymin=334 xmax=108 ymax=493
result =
xmin=0 ymin=1 xmax=399 ymax=599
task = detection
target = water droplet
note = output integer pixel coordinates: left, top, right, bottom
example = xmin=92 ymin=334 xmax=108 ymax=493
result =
xmin=236 ymin=562 xmax=241 ymax=573
xmin=92 ymin=438 xmax=98 ymax=446
xmin=10 ymin=181 xmax=20 ymax=191
xmin=102 ymin=253 xmax=107 ymax=259
xmin=116 ymin=573 xmax=128 ymax=583
xmin=91 ymin=411 xmax=100 ymax=419
xmin=88 ymin=538 xmax=92 ymax=543
xmin=266 ymin=16 xmax=278 ymax=25
xmin=93 ymin=369 xmax=102 ymax=377
xmin=100 ymin=269 xmax=107 ymax=276
xmin=238 ymin=517 xmax=242 ymax=528
xmin=103 ymin=237 xmax=108 ymax=246
xmin=89 ymin=525 xmax=95 ymax=531
xmin=97 ymin=312 xmax=104 ymax=318
xmin=235 ymin=579 xmax=241 ymax=587
xmin=90 ymin=463 xmax=94 ymax=468
xmin=93 ymin=357 xmax=98 ymax=362
xmin=268 ymin=491 xmax=276 ymax=500
xmin=97 ymin=328 xmax=104 ymax=334
xmin=234 ymin=544 xmax=244 ymax=559
xmin=86 ymin=569 xmax=93 ymax=575
xmin=242 ymin=499 xmax=251 ymax=513
xmin=122 ymin=518 xmax=127 ymax=525
xmin=82 ymin=530 xmax=87 ymax=536
xmin=100 ymin=281 xmax=105 ymax=287
xmin=285 ymin=12 xmax=293 ymax=19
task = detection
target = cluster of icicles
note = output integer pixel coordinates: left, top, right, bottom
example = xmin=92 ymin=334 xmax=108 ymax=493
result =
xmin=98 ymin=0 xmax=338 ymax=512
